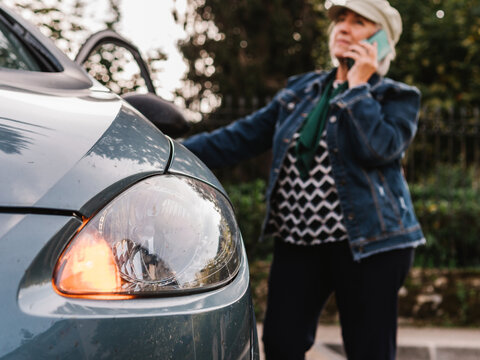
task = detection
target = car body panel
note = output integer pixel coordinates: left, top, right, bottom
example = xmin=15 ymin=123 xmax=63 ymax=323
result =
xmin=0 ymin=4 xmax=258 ymax=359
xmin=35 ymin=104 xmax=172 ymax=217
xmin=0 ymin=88 xmax=120 ymax=208
xmin=168 ymin=140 xmax=226 ymax=195
xmin=0 ymin=68 xmax=258 ymax=360
xmin=0 ymin=87 xmax=173 ymax=216
xmin=1 ymin=212 xmax=255 ymax=359
xmin=0 ymin=6 xmax=93 ymax=93
xmin=0 ymin=213 xmax=81 ymax=357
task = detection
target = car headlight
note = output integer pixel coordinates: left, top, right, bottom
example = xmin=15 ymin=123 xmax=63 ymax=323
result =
xmin=53 ymin=175 xmax=241 ymax=299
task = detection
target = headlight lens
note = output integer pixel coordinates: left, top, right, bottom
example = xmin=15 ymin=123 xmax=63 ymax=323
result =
xmin=53 ymin=175 xmax=241 ymax=299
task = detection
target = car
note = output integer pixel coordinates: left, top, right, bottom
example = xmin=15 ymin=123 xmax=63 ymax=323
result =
xmin=0 ymin=4 xmax=259 ymax=359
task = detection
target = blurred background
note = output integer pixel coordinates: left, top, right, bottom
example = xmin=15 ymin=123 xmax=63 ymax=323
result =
xmin=4 ymin=0 xmax=480 ymax=328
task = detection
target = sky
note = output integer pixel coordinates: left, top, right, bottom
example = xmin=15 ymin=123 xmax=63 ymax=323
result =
xmin=3 ymin=0 xmax=189 ymax=100
xmin=117 ymin=0 xmax=188 ymax=100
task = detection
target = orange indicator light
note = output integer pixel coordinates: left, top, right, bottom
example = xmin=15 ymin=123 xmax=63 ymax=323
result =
xmin=53 ymin=228 xmax=132 ymax=299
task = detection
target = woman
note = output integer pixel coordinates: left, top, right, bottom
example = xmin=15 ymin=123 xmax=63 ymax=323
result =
xmin=183 ymin=0 xmax=425 ymax=359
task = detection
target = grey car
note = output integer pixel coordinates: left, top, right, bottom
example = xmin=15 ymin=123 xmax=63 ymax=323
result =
xmin=0 ymin=5 xmax=259 ymax=359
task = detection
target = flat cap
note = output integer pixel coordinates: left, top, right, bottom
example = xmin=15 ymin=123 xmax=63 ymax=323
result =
xmin=325 ymin=0 xmax=402 ymax=45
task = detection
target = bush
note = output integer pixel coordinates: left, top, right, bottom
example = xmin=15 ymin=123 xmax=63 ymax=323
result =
xmin=411 ymin=165 xmax=480 ymax=268
xmin=224 ymin=165 xmax=480 ymax=268
xmin=224 ymin=166 xmax=480 ymax=324
xmin=223 ymin=179 xmax=273 ymax=261
xmin=397 ymin=268 xmax=480 ymax=327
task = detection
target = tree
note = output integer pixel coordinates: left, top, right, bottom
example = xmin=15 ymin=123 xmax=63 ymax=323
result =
xmin=4 ymin=0 xmax=167 ymax=95
xmin=178 ymin=0 xmax=480 ymax=115
xmin=389 ymin=0 xmax=480 ymax=107
xmin=176 ymin=0 xmax=330 ymax=114
xmin=3 ymin=0 xmax=120 ymax=56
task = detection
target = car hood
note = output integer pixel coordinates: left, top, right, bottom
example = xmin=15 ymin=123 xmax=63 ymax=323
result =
xmin=0 ymin=87 xmax=171 ymax=216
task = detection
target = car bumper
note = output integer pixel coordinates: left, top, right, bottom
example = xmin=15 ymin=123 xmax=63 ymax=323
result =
xmin=0 ymin=214 xmax=259 ymax=359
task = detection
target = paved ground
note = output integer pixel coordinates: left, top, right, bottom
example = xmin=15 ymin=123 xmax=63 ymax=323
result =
xmin=257 ymin=324 xmax=480 ymax=360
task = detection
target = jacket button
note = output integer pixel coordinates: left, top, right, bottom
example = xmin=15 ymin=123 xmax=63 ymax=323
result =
xmin=287 ymin=102 xmax=295 ymax=111
xmin=333 ymin=148 xmax=339 ymax=153
xmin=329 ymin=116 xmax=337 ymax=123
xmin=347 ymin=213 xmax=355 ymax=220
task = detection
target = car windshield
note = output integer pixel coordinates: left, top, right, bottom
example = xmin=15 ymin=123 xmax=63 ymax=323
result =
xmin=0 ymin=20 xmax=41 ymax=71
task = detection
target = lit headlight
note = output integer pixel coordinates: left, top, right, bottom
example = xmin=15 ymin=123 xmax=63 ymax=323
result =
xmin=53 ymin=175 xmax=241 ymax=299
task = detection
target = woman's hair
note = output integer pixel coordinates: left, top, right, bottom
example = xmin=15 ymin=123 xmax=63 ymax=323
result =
xmin=328 ymin=20 xmax=396 ymax=76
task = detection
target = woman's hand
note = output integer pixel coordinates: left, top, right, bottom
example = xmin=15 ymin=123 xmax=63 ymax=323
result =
xmin=343 ymin=41 xmax=378 ymax=88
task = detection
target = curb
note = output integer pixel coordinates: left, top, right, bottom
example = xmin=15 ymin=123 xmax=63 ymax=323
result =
xmin=257 ymin=324 xmax=480 ymax=360
xmin=324 ymin=343 xmax=480 ymax=360
xmin=314 ymin=325 xmax=480 ymax=360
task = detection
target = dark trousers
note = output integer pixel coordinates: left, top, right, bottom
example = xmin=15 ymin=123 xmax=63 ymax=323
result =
xmin=262 ymin=240 xmax=414 ymax=360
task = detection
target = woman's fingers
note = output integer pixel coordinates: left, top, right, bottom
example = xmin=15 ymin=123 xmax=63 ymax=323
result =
xmin=347 ymin=42 xmax=377 ymax=61
xmin=345 ymin=41 xmax=378 ymax=88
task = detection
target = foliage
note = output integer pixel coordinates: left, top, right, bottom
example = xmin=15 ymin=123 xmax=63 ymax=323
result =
xmin=178 ymin=0 xmax=480 ymax=115
xmin=249 ymin=262 xmax=480 ymax=326
xmin=4 ymin=0 xmax=120 ymax=56
xmin=225 ymin=165 xmax=480 ymax=268
xmin=4 ymin=0 xmax=167 ymax=95
xmin=83 ymin=45 xmax=167 ymax=95
xmin=176 ymin=0 xmax=329 ymax=113
xmin=395 ymin=268 xmax=480 ymax=327
xmin=389 ymin=0 xmax=480 ymax=107
xmin=232 ymin=167 xmax=480 ymax=324
xmin=223 ymin=179 xmax=273 ymax=260
xmin=411 ymin=165 xmax=480 ymax=268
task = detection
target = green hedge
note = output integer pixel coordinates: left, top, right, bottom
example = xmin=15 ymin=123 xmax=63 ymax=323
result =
xmin=411 ymin=165 xmax=480 ymax=268
xmin=224 ymin=180 xmax=272 ymax=261
xmin=224 ymin=165 xmax=480 ymax=268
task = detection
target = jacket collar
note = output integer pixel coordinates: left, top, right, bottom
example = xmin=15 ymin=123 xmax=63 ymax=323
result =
xmin=368 ymin=73 xmax=382 ymax=87
xmin=305 ymin=68 xmax=383 ymax=96
xmin=305 ymin=69 xmax=335 ymax=96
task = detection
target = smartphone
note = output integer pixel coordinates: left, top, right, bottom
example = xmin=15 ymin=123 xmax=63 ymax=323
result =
xmin=366 ymin=29 xmax=391 ymax=61
xmin=346 ymin=29 xmax=391 ymax=68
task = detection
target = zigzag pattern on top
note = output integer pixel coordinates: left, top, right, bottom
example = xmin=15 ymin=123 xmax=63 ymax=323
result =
xmin=266 ymin=132 xmax=348 ymax=245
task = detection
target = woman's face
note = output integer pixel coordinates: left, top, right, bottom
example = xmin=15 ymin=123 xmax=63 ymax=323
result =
xmin=330 ymin=9 xmax=379 ymax=61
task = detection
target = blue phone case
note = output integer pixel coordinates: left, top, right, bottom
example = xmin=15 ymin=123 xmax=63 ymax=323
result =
xmin=366 ymin=29 xmax=391 ymax=61
xmin=346 ymin=30 xmax=391 ymax=68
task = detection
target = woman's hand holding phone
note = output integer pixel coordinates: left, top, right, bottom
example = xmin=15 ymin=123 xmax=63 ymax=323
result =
xmin=344 ymin=40 xmax=379 ymax=88
xmin=342 ymin=29 xmax=391 ymax=88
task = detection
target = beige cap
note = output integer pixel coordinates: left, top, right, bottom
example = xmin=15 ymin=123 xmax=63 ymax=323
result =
xmin=325 ymin=0 xmax=402 ymax=45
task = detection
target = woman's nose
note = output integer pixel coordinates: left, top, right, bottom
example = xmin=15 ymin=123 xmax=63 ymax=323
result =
xmin=336 ymin=21 xmax=351 ymax=34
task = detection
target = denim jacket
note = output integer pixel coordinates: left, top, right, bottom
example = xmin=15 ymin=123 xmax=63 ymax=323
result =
xmin=183 ymin=69 xmax=425 ymax=261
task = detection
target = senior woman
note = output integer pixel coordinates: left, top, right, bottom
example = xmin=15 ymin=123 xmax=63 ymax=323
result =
xmin=183 ymin=0 xmax=425 ymax=359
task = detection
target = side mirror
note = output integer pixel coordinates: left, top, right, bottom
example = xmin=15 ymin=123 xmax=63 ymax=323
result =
xmin=122 ymin=92 xmax=190 ymax=138
xmin=76 ymin=30 xmax=189 ymax=138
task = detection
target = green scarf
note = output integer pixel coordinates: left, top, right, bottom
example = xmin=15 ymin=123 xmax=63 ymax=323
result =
xmin=295 ymin=78 xmax=348 ymax=179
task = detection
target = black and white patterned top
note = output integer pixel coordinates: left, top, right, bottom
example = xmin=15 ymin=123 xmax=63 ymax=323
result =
xmin=266 ymin=131 xmax=348 ymax=245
